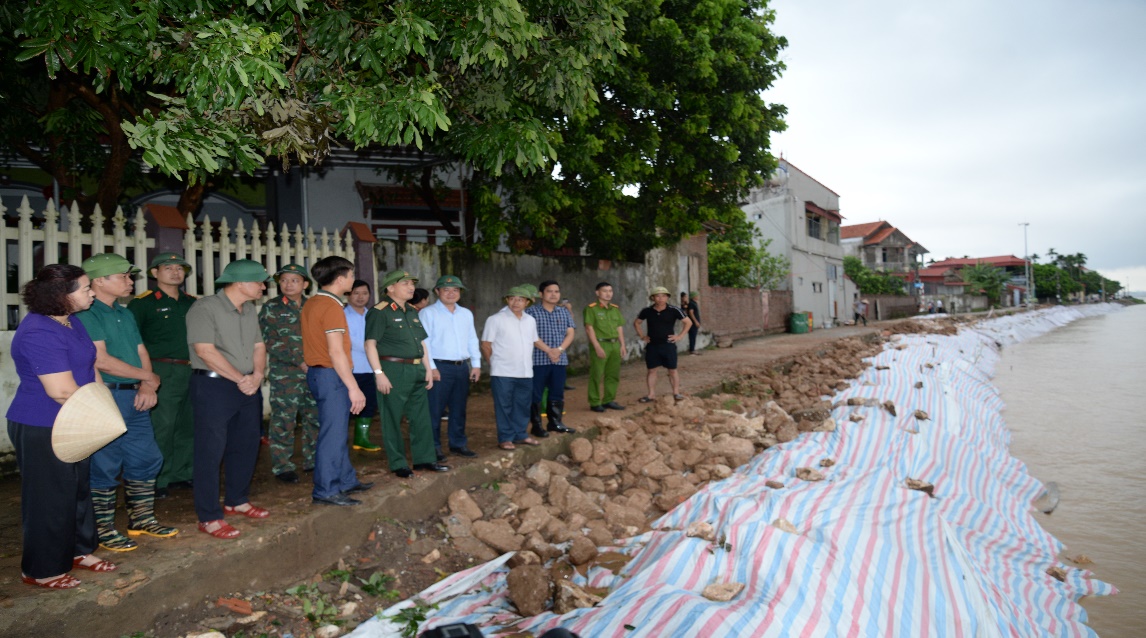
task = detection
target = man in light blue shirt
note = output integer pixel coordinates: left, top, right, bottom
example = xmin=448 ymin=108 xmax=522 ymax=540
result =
xmin=421 ymin=275 xmax=482 ymax=459
xmin=344 ymin=279 xmax=381 ymax=452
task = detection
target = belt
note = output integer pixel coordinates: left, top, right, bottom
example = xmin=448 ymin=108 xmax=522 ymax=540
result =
xmin=153 ymin=358 xmax=190 ymax=365
xmin=598 ymin=338 xmax=619 ymax=342
xmin=433 ymin=359 xmax=469 ymax=366
xmin=380 ymin=356 xmax=422 ymax=365
xmin=105 ymin=382 xmax=140 ymax=391
xmin=192 ymin=369 xmax=252 ymax=379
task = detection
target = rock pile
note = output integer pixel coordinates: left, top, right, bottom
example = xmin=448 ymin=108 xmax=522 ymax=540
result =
xmin=448 ymin=328 xmax=958 ymax=619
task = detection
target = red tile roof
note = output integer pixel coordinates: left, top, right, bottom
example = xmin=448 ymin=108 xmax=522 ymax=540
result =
xmin=840 ymin=221 xmax=886 ymax=240
xmin=866 ymin=226 xmax=897 ymax=245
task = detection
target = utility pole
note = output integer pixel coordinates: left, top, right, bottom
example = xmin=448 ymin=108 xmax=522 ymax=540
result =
xmin=1019 ymin=222 xmax=1031 ymax=308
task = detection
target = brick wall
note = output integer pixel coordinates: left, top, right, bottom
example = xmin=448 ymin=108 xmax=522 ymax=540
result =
xmin=868 ymin=294 xmax=919 ymax=320
xmin=764 ymin=290 xmax=793 ymax=334
xmin=702 ymin=286 xmax=765 ymax=339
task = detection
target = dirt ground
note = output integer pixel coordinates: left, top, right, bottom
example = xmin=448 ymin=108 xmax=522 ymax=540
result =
xmin=0 ymin=315 xmax=975 ymax=638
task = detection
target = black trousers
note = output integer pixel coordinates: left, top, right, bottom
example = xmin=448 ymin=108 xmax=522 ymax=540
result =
xmin=190 ymin=375 xmax=262 ymax=522
xmin=8 ymin=420 xmax=97 ymax=578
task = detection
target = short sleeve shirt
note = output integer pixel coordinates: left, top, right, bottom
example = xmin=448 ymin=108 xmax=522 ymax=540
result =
xmin=525 ymin=304 xmax=574 ymax=366
xmin=687 ymin=300 xmax=701 ymax=323
xmin=365 ymin=296 xmax=426 ymax=359
xmin=186 ymin=291 xmax=262 ymax=373
xmin=583 ymin=303 xmax=624 ymax=341
xmin=301 ymin=291 xmax=351 ymax=368
xmin=74 ymin=298 xmax=144 ymax=383
xmin=637 ymin=304 xmax=687 ymax=344
xmin=481 ymin=307 xmax=539 ymax=378
xmin=128 ymin=289 xmax=195 ymax=359
xmin=7 ymin=314 xmax=98 ymax=426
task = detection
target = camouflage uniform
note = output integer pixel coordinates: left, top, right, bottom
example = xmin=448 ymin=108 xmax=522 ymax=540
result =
xmin=260 ymin=293 xmax=319 ymax=475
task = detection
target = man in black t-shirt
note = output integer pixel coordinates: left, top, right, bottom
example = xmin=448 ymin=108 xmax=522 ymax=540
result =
xmin=634 ymin=286 xmax=692 ymax=403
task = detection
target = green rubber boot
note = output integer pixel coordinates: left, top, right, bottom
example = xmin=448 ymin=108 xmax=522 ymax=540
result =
xmin=351 ymin=416 xmax=381 ymax=451
xmin=125 ymin=479 xmax=179 ymax=538
xmin=92 ymin=487 xmax=138 ymax=552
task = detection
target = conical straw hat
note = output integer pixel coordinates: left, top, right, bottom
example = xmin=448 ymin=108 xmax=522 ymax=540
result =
xmin=52 ymin=383 xmax=126 ymax=463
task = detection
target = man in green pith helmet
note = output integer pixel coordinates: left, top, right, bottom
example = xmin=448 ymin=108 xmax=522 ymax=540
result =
xmin=365 ymin=270 xmax=448 ymax=478
xmin=584 ymin=281 xmax=627 ymax=412
xmin=259 ymin=263 xmax=320 ymax=484
xmin=77 ymin=253 xmax=179 ymax=552
xmin=128 ymin=252 xmax=197 ymax=499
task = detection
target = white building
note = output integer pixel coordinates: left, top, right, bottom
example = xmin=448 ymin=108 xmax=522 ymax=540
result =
xmin=742 ymin=159 xmax=846 ymax=327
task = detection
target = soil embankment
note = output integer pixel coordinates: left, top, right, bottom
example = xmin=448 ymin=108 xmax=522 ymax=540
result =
xmin=0 ymin=316 xmax=968 ymax=638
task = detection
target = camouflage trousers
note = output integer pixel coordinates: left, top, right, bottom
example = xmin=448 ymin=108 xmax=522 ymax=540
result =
xmin=268 ymin=369 xmax=319 ymax=475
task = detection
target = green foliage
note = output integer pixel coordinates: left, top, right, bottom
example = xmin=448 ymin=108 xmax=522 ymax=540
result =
xmin=708 ymin=215 xmax=790 ymax=288
xmin=477 ymin=0 xmax=789 ymax=259
xmin=324 ymin=569 xmax=352 ymax=583
xmin=960 ymin=262 xmax=1009 ymax=305
xmin=286 ymin=583 xmax=342 ymax=627
xmin=359 ymin=571 xmax=400 ymax=600
xmin=843 ymin=256 xmax=906 ymax=296
xmin=385 ymin=599 xmax=439 ymax=638
xmin=1031 ymin=251 xmax=1120 ymax=300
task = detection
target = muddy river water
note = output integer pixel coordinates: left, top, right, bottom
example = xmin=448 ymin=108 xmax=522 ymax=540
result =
xmin=994 ymin=305 xmax=1146 ymax=636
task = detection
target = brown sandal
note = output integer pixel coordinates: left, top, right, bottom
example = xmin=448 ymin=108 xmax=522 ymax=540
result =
xmin=22 ymin=573 xmax=81 ymax=589
xmin=224 ymin=503 xmax=270 ymax=519
xmin=198 ymin=520 xmax=241 ymax=540
xmin=498 ymin=442 xmax=516 ymax=451
xmin=515 ymin=437 xmax=541 ymax=446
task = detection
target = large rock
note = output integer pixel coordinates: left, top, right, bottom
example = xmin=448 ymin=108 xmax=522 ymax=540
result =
xmin=710 ymin=434 xmax=755 ymax=468
xmin=563 ymin=485 xmax=604 ymax=520
xmin=526 ymin=463 xmax=551 ymax=489
xmin=553 ymin=580 xmax=603 ymax=615
xmin=471 ymin=519 xmax=524 ymax=553
xmin=448 ymin=490 xmax=484 ymax=521
xmin=513 ymin=488 xmax=544 ymax=510
xmin=452 ymin=536 xmax=498 ymax=562
xmin=604 ymin=501 xmax=646 ymax=531
xmin=444 ymin=514 xmax=472 ymax=539
xmin=516 ymin=506 xmax=553 ymax=536
xmin=641 ymin=459 xmax=673 ymax=480
xmin=775 ymin=421 xmax=799 ymax=443
xmin=568 ymin=535 xmax=599 ymax=566
xmin=548 ymin=475 xmax=571 ymax=510
xmin=506 ymin=565 xmax=552 ymax=617
xmin=702 ymin=582 xmax=745 ymax=602
xmin=569 ymin=437 xmax=594 ymax=463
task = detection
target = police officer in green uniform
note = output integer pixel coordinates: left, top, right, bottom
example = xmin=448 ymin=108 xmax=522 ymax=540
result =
xmin=364 ymin=270 xmax=449 ymax=478
xmin=259 ymin=263 xmax=319 ymax=484
xmin=584 ymin=281 xmax=628 ymax=412
xmin=128 ymin=252 xmax=196 ymax=497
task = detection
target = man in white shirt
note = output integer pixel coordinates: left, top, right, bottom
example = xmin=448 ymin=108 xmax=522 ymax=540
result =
xmin=480 ymin=286 xmax=542 ymax=450
xmin=421 ymin=275 xmax=482 ymax=459
xmin=344 ymin=280 xmax=381 ymax=452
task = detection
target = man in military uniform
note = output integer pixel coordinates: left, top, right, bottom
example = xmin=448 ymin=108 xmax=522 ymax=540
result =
xmin=364 ymin=270 xmax=448 ymax=478
xmin=584 ymin=281 xmax=627 ymax=412
xmin=259 ymin=263 xmax=319 ymax=484
xmin=128 ymin=252 xmax=196 ymax=498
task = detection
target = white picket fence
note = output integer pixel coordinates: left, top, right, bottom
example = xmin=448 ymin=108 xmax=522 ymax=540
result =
xmin=0 ymin=195 xmax=356 ymax=330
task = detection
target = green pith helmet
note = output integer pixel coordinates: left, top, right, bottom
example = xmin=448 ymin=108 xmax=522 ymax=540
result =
xmin=214 ymin=260 xmax=271 ymax=286
xmin=82 ymin=253 xmax=141 ymax=280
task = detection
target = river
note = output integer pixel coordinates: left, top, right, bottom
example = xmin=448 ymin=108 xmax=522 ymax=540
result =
xmin=994 ymin=305 xmax=1146 ymax=637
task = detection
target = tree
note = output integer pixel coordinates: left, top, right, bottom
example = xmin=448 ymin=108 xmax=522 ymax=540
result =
xmin=1 ymin=0 xmax=626 ymax=217
xmin=843 ymin=256 xmax=906 ymax=296
xmin=401 ymin=0 xmax=789 ymax=258
xmin=708 ymin=216 xmax=789 ymax=289
xmin=961 ymin=262 xmax=1009 ymax=305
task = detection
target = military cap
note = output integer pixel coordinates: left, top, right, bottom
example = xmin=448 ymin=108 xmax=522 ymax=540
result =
xmin=149 ymin=252 xmax=192 ymax=273
xmin=274 ymin=263 xmax=312 ymax=288
xmin=434 ymin=274 xmax=466 ymax=290
xmin=214 ymin=259 xmax=271 ymax=285
xmin=504 ymin=285 xmax=535 ymax=306
xmin=82 ymin=253 xmax=141 ymax=280
xmin=380 ymin=269 xmax=418 ymax=290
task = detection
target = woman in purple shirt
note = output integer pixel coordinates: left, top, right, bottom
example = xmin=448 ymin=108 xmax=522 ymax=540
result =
xmin=6 ymin=264 xmax=116 ymax=589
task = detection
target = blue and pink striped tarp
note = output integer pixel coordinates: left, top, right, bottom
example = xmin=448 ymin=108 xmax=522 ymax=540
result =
xmin=353 ymin=305 xmax=1118 ymax=638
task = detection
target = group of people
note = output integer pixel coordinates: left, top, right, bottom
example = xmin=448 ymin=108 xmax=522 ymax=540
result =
xmin=7 ymin=250 xmax=700 ymax=589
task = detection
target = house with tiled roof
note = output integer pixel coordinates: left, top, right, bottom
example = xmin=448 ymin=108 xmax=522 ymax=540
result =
xmin=741 ymin=158 xmax=846 ymax=327
xmin=840 ymin=221 xmax=928 ymax=275
xmin=911 ymin=255 xmax=1032 ymax=304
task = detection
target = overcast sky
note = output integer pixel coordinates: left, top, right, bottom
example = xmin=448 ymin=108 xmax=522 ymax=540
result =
xmin=764 ymin=0 xmax=1146 ymax=291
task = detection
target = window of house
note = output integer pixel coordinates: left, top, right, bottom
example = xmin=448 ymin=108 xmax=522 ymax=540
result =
xmin=812 ymin=282 xmax=823 ymax=293
xmin=806 ymin=214 xmax=822 ymax=240
xmin=827 ymin=264 xmax=838 ymax=280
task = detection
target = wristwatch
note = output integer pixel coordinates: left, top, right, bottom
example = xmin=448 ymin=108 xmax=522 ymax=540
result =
xmin=373 ymin=369 xmax=384 ymax=375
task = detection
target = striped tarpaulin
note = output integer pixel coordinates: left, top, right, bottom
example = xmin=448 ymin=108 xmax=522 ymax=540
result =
xmin=351 ymin=305 xmax=1119 ymax=638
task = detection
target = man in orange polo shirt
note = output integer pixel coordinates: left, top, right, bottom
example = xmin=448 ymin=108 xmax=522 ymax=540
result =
xmin=300 ymin=256 xmax=369 ymax=506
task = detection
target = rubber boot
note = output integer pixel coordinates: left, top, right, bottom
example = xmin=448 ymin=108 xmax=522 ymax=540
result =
xmin=352 ymin=416 xmax=381 ymax=451
xmin=547 ymin=399 xmax=575 ymax=434
xmin=91 ymin=488 xmax=138 ymax=552
xmin=125 ymin=479 xmax=179 ymax=538
xmin=530 ymin=403 xmax=549 ymax=438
